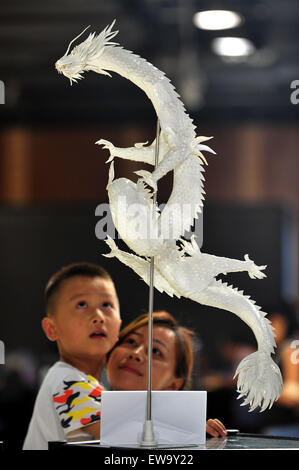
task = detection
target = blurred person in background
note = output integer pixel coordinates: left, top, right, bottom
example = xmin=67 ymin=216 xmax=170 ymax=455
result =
xmin=196 ymin=301 xmax=299 ymax=435
xmin=260 ymin=301 xmax=299 ymax=437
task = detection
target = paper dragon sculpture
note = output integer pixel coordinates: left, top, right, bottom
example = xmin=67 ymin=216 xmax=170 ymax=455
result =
xmin=56 ymin=21 xmax=283 ymax=412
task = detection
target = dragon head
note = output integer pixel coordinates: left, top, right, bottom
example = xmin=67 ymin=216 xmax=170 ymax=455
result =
xmin=55 ymin=54 xmax=85 ymax=85
xmin=55 ymin=21 xmax=118 ymax=85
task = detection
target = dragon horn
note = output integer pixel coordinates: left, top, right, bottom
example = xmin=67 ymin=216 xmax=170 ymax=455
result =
xmin=64 ymin=25 xmax=91 ymax=56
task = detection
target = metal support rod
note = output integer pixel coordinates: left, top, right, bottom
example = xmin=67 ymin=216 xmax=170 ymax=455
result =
xmin=140 ymin=118 xmax=160 ymax=447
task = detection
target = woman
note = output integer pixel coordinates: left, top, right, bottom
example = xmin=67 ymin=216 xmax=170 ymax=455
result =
xmin=106 ymin=310 xmax=227 ymax=437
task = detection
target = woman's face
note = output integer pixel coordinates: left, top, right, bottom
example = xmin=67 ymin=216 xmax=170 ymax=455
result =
xmin=107 ymin=324 xmax=184 ymax=391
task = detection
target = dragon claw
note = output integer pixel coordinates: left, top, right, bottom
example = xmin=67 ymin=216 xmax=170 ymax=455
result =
xmin=105 ymin=155 xmax=114 ymax=163
xmin=103 ymin=235 xmax=118 ymax=258
xmin=95 ymin=139 xmax=116 ymax=162
xmin=245 ymin=254 xmax=267 ymax=279
xmin=134 ymin=170 xmax=157 ymax=192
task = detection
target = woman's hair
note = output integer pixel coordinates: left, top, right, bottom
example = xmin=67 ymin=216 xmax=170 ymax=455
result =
xmin=111 ymin=310 xmax=196 ymax=390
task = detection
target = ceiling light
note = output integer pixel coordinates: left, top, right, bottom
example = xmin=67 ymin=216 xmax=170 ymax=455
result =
xmin=211 ymin=37 xmax=255 ymax=57
xmin=193 ymin=10 xmax=243 ymax=30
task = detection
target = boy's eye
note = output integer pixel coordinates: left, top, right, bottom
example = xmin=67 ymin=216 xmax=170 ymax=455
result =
xmin=77 ymin=301 xmax=87 ymax=309
xmin=102 ymin=302 xmax=113 ymax=309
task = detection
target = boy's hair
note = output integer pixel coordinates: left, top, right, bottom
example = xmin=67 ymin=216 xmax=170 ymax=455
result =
xmin=44 ymin=262 xmax=114 ymax=316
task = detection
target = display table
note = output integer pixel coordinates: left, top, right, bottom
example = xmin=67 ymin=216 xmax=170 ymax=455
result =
xmin=48 ymin=433 xmax=299 ymax=451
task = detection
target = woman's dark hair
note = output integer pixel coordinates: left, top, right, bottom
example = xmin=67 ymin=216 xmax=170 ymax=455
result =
xmin=111 ymin=310 xmax=195 ymax=390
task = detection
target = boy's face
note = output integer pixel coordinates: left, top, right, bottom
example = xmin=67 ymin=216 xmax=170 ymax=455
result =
xmin=42 ymin=276 xmax=121 ymax=366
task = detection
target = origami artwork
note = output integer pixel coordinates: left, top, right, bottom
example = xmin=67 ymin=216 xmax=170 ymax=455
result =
xmin=56 ymin=21 xmax=283 ymax=412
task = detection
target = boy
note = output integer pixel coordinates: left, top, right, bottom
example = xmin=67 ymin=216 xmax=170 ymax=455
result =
xmin=23 ymin=262 xmax=122 ymax=450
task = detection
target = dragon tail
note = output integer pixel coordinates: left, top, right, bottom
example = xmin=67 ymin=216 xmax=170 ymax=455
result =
xmin=193 ymin=278 xmax=283 ymax=412
xmin=233 ymin=350 xmax=283 ymax=412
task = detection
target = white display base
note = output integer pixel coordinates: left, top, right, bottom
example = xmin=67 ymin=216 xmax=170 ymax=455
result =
xmin=100 ymin=390 xmax=207 ymax=448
